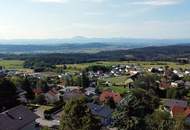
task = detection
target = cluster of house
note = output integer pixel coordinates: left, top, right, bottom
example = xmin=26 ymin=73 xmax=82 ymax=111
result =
xmin=148 ymin=66 xmax=190 ymax=90
xmin=38 ymin=83 xmax=124 ymax=127
xmin=0 ymin=68 xmax=20 ymax=77
xmin=86 ymin=64 xmax=142 ymax=80
xmin=2 ymin=90 xmax=190 ymax=130
xmin=0 ymin=88 xmax=122 ymax=130
xmin=2 ymin=63 xmax=190 ymax=129
xmin=110 ymin=64 xmax=141 ymax=77
xmin=83 ymin=64 xmax=190 ymax=91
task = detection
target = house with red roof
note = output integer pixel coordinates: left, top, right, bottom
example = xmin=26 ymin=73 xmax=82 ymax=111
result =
xmin=99 ymin=91 xmax=122 ymax=104
xmin=171 ymin=106 xmax=190 ymax=128
xmin=33 ymin=88 xmax=43 ymax=96
xmin=159 ymin=81 xmax=171 ymax=90
xmin=171 ymin=106 xmax=190 ymax=118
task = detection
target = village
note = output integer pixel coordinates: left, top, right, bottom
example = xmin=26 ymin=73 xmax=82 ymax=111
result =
xmin=1 ymin=60 xmax=190 ymax=130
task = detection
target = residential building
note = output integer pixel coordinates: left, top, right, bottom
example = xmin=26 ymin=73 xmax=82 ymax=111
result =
xmin=100 ymin=91 xmax=122 ymax=104
xmin=87 ymin=103 xmax=112 ymax=126
xmin=0 ymin=105 xmax=39 ymax=130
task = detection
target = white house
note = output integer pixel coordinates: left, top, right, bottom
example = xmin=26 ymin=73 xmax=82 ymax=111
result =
xmin=85 ymin=87 xmax=96 ymax=96
xmin=59 ymin=86 xmax=80 ymax=93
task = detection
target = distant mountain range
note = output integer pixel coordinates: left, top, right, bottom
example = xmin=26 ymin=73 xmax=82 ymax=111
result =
xmin=0 ymin=37 xmax=190 ymax=54
xmin=1 ymin=37 xmax=190 ymax=44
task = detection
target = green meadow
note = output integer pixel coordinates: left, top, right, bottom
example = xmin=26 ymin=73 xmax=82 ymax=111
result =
xmin=0 ymin=60 xmax=24 ymax=69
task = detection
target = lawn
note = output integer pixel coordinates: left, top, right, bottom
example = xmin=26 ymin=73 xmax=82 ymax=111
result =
xmin=39 ymin=105 xmax=53 ymax=111
xmin=102 ymin=75 xmax=129 ymax=85
xmin=98 ymin=75 xmax=130 ymax=94
xmin=110 ymin=86 xmax=129 ymax=94
xmin=100 ymin=85 xmax=129 ymax=94
xmin=0 ymin=60 xmax=24 ymax=69
xmin=0 ymin=60 xmax=33 ymax=72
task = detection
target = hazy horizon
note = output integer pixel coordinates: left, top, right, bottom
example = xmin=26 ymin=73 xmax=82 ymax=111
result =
xmin=0 ymin=37 xmax=190 ymax=45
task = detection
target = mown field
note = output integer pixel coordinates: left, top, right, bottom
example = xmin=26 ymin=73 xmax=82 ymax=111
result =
xmin=101 ymin=75 xmax=130 ymax=85
xmin=0 ymin=60 xmax=32 ymax=72
xmin=0 ymin=60 xmax=24 ymax=69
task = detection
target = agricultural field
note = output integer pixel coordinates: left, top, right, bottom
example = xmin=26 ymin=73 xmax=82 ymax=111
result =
xmin=0 ymin=60 xmax=24 ymax=69
xmin=0 ymin=60 xmax=32 ymax=72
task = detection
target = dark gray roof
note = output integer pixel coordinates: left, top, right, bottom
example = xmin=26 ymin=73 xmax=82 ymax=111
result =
xmin=185 ymin=81 xmax=190 ymax=86
xmin=87 ymin=103 xmax=112 ymax=118
xmin=163 ymin=99 xmax=187 ymax=108
xmin=0 ymin=105 xmax=39 ymax=130
xmin=63 ymin=91 xmax=84 ymax=101
xmin=16 ymin=87 xmax=26 ymax=95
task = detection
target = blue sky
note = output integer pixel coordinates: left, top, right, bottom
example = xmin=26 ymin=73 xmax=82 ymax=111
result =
xmin=0 ymin=0 xmax=189 ymax=39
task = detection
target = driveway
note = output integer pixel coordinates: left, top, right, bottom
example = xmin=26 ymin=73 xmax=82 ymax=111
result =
xmin=34 ymin=106 xmax=61 ymax=127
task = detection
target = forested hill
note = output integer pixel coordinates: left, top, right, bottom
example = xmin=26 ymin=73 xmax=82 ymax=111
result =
xmin=1 ymin=44 xmax=190 ymax=68
xmin=119 ymin=44 xmax=190 ymax=60
xmin=0 ymin=39 xmax=189 ymax=54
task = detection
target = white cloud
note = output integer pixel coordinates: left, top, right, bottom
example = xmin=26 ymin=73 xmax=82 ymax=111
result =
xmin=80 ymin=0 xmax=106 ymax=2
xmin=131 ymin=0 xmax=183 ymax=6
xmin=32 ymin=0 xmax=69 ymax=3
xmin=84 ymin=12 xmax=104 ymax=16
xmin=32 ymin=0 xmax=107 ymax=3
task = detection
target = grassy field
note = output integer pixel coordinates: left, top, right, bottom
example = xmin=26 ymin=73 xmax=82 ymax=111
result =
xmin=98 ymin=75 xmax=130 ymax=94
xmin=108 ymin=86 xmax=129 ymax=94
xmin=0 ymin=60 xmax=32 ymax=72
xmin=0 ymin=60 xmax=24 ymax=69
xmin=99 ymin=85 xmax=129 ymax=94
xmin=1 ymin=60 xmax=190 ymax=71
xmin=102 ymin=75 xmax=129 ymax=85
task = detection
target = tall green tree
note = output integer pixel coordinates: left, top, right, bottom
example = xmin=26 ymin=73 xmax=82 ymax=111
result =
xmin=106 ymin=97 xmax=116 ymax=109
xmin=0 ymin=78 xmax=19 ymax=112
xmin=133 ymin=73 xmax=160 ymax=95
xmin=21 ymin=78 xmax=35 ymax=100
xmin=36 ymin=79 xmax=49 ymax=92
xmin=113 ymin=88 xmax=160 ymax=130
xmin=145 ymin=110 xmax=175 ymax=130
xmin=81 ymin=71 xmax=89 ymax=88
xmin=59 ymin=97 xmax=101 ymax=130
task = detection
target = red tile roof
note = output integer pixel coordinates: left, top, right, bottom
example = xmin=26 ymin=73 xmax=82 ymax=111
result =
xmin=48 ymin=89 xmax=59 ymax=96
xmin=100 ymin=91 xmax=122 ymax=103
xmin=172 ymin=106 xmax=190 ymax=118
xmin=160 ymin=81 xmax=171 ymax=89
xmin=32 ymin=88 xmax=43 ymax=95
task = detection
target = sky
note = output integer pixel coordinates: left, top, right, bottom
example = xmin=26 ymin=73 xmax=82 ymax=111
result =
xmin=0 ymin=0 xmax=189 ymax=39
